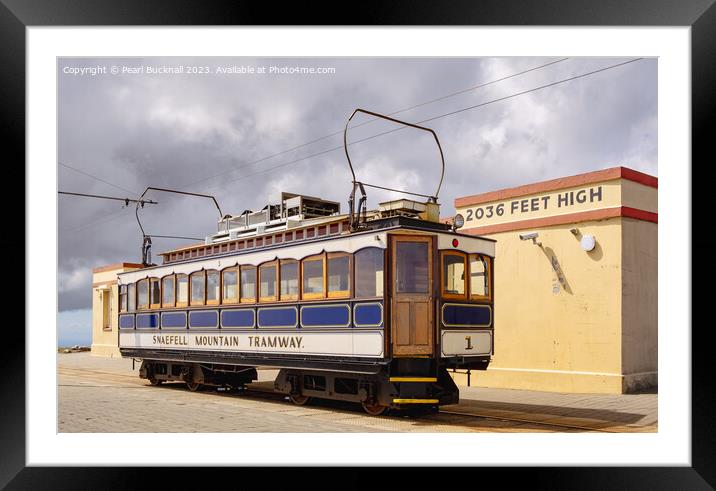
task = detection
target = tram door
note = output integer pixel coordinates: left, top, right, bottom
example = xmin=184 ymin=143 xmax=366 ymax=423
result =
xmin=390 ymin=235 xmax=434 ymax=356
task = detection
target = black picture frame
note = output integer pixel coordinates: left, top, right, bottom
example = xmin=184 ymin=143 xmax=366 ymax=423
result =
xmin=7 ymin=0 xmax=711 ymax=487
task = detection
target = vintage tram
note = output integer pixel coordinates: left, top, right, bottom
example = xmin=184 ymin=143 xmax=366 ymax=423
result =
xmin=117 ymin=110 xmax=495 ymax=415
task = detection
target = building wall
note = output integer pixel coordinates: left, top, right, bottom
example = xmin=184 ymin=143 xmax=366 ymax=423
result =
xmin=621 ymin=217 xmax=658 ymax=392
xmin=91 ymin=263 xmax=143 ymax=358
xmin=451 ymin=166 xmax=658 ymax=394
xmin=452 ymin=218 xmax=625 ymax=393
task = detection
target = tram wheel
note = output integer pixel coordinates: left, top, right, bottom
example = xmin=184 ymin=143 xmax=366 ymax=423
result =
xmin=289 ymin=394 xmax=311 ymax=405
xmin=361 ymin=400 xmax=389 ymax=416
xmin=149 ymin=378 xmax=163 ymax=386
xmin=186 ymin=381 xmax=203 ymax=392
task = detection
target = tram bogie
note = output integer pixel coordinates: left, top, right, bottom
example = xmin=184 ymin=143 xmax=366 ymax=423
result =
xmin=139 ymin=360 xmax=258 ymax=390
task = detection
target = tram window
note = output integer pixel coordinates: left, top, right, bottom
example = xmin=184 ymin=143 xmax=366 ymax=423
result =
xmin=128 ymin=283 xmax=136 ymax=311
xmin=302 ymin=255 xmax=325 ymax=299
xmin=327 ymin=253 xmax=350 ymax=298
xmin=395 ymin=242 xmax=429 ymax=294
xmin=222 ymin=268 xmax=239 ymax=303
xmin=137 ymin=279 xmax=149 ymax=310
xmin=206 ymin=270 xmax=220 ymax=305
xmin=259 ymin=262 xmax=278 ymax=302
xmin=176 ymin=274 xmax=188 ymax=307
xmin=119 ymin=285 xmax=128 ymax=312
xmin=190 ymin=271 xmax=205 ymax=306
xmin=355 ymin=248 xmax=384 ymax=298
xmin=162 ymin=275 xmax=175 ymax=308
xmin=240 ymin=266 xmax=257 ymax=303
xmin=150 ymin=278 xmax=161 ymax=308
xmin=469 ymin=254 xmax=490 ymax=300
xmin=280 ymin=260 xmax=299 ymax=301
xmin=442 ymin=252 xmax=467 ymax=299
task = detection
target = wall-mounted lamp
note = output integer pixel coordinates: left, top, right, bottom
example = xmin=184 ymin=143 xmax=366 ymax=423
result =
xmin=519 ymin=231 xmax=541 ymax=246
xmin=569 ymin=227 xmax=580 ymax=236
xmin=452 ymin=213 xmax=465 ymax=232
xmin=580 ymin=234 xmax=597 ymax=252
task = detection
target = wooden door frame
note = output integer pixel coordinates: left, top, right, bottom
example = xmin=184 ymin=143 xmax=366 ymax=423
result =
xmin=388 ymin=233 xmax=435 ymax=357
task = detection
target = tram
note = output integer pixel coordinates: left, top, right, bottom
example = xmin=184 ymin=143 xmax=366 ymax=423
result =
xmin=117 ymin=109 xmax=495 ymax=415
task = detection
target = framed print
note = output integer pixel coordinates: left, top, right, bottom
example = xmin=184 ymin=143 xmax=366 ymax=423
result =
xmin=7 ymin=0 xmax=711 ymax=487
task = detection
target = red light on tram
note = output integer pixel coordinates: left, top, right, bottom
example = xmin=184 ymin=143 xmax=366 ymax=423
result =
xmin=452 ymin=238 xmax=459 ymax=248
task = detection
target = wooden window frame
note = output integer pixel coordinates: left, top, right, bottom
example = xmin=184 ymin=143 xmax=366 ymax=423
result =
xmin=127 ymin=283 xmax=136 ymax=311
xmin=205 ymin=269 xmax=221 ymax=306
xmin=301 ymin=253 xmax=326 ymax=300
xmin=175 ymin=274 xmax=188 ymax=307
xmin=137 ymin=279 xmax=150 ymax=310
xmin=149 ymin=278 xmax=162 ymax=309
xmin=440 ymin=251 xmax=468 ymax=301
xmin=258 ymin=261 xmax=279 ymax=303
xmin=240 ymin=265 xmax=257 ymax=304
xmin=327 ymin=252 xmax=351 ymax=299
xmin=469 ymin=254 xmax=492 ymax=302
xmin=161 ymin=274 xmax=176 ymax=308
xmin=119 ymin=284 xmax=128 ymax=312
xmin=279 ymin=259 xmax=300 ymax=302
xmin=221 ymin=266 xmax=240 ymax=305
xmin=189 ymin=271 xmax=206 ymax=306
xmin=353 ymin=247 xmax=385 ymax=299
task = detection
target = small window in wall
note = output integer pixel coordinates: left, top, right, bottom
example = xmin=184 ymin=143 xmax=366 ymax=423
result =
xmin=206 ymin=270 xmax=220 ymax=305
xmin=190 ymin=271 xmax=205 ymax=306
xmin=442 ymin=252 xmax=467 ymax=300
xmin=150 ymin=278 xmax=161 ymax=308
xmin=102 ymin=289 xmax=111 ymax=330
xmin=222 ymin=268 xmax=239 ymax=304
xmin=327 ymin=253 xmax=350 ymax=298
xmin=259 ymin=262 xmax=278 ymax=302
xmin=137 ymin=279 xmax=149 ymax=310
xmin=302 ymin=254 xmax=325 ymax=299
xmin=240 ymin=266 xmax=256 ymax=303
xmin=162 ymin=275 xmax=175 ymax=308
xmin=354 ymin=248 xmax=384 ymax=298
xmin=119 ymin=285 xmax=128 ymax=312
xmin=280 ymin=260 xmax=299 ymax=301
xmin=469 ymin=254 xmax=490 ymax=300
xmin=176 ymin=274 xmax=188 ymax=307
xmin=128 ymin=283 xmax=136 ymax=311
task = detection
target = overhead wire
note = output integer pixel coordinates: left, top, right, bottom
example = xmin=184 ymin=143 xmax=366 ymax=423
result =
xmin=177 ymin=57 xmax=570 ymax=191
xmin=197 ymin=57 xmax=645 ymax=194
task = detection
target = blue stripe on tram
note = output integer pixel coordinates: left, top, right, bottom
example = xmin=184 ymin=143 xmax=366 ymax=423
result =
xmin=119 ymin=314 xmax=135 ymax=329
xmin=221 ymin=309 xmax=255 ymax=328
xmin=301 ymin=304 xmax=350 ymax=327
xmin=442 ymin=304 xmax=492 ymax=327
xmin=161 ymin=311 xmax=187 ymax=329
xmin=354 ymin=303 xmax=383 ymax=327
xmin=189 ymin=310 xmax=219 ymax=328
xmin=258 ymin=307 xmax=297 ymax=328
xmin=136 ymin=313 xmax=159 ymax=329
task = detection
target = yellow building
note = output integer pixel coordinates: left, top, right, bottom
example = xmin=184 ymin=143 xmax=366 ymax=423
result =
xmin=91 ymin=262 xmax=143 ymax=357
xmin=451 ymin=166 xmax=657 ymax=394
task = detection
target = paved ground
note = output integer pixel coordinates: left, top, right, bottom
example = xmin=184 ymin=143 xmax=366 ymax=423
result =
xmin=58 ymin=352 xmax=657 ymax=433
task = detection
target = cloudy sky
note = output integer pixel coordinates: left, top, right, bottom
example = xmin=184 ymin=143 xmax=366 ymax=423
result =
xmin=57 ymin=56 xmax=657 ymax=345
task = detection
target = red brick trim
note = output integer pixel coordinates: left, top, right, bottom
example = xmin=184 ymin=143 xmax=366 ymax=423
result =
xmin=455 ymin=166 xmax=657 ymax=208
xmin=622 ymin=206 xmax=658 ymax=223
xmin=462 ymin=206 xmax=657 ymax=236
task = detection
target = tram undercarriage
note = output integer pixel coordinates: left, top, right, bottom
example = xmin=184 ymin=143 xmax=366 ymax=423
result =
xmin=137 ymin=358 xmax=461 ymax=415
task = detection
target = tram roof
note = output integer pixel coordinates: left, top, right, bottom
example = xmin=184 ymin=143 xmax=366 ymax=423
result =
xmin=154 ymin=215 xmax=494 ymax=270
